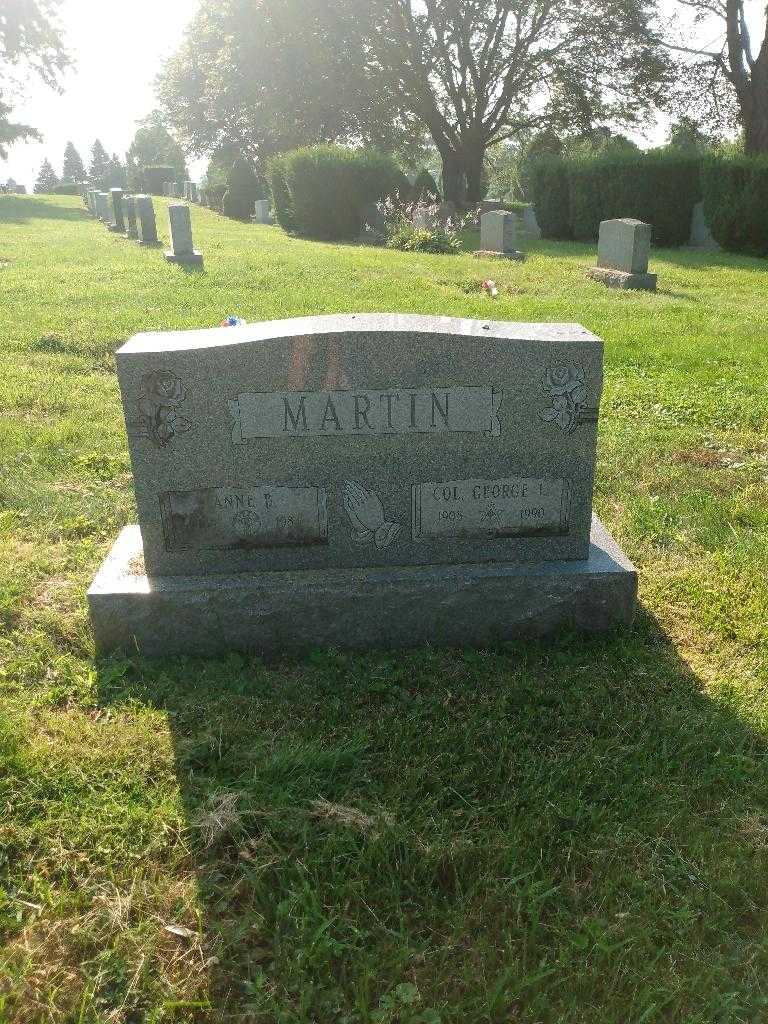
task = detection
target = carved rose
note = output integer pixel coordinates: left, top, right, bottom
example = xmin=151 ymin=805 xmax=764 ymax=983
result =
xmin=541 ymin=364 xmax=586 ymax=402
xmin=540 ymin=363 xmax=588 ymax=434
xmin=343 ymin=480 xmax=401 ymax=550
xmin=135 ymin=370 xmax=191 ymax=448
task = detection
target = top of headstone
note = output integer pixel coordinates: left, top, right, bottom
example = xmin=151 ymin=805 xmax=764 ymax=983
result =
xmin=606 ymin=218 xmax=645 ymax=228
xmin=118 ymin=314 xmax=600 ymax=356
xmin=116 ymin=315 xmax=604 ymax=577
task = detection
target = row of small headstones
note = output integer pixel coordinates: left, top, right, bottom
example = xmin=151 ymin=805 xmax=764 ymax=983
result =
xmin=82 ymin=186 xmax=203 ymax=265
xmin=161 ymin=180 xmax=272 ymax=224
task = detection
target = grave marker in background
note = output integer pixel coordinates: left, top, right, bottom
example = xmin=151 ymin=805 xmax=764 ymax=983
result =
xmin=164 ymin=204 xmax=203 ymax=266
xmin=587 ymin=219 xmax=657 ymax=291
xmin=134 ymin=195 xmax=158 ymax=244
xmin=95 ymin=192 xmax=111 ymax=222
xmin=109 ymin=188 xmax=125 ymax=232
xmin=251 ymin=199 xmax=271 ymax=224
xmin=475 ymin=211 xmax=526 ymax=261
xmin=123 ymin=195 xmax=138 ymax=239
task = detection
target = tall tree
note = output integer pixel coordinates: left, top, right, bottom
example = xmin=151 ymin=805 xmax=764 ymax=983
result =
xmin=33 ymin=155 xmax=58 ymax=192
xmin=365 ymin=0 xmax=671 ymax=203
xmin=88 ymin=138 xmax=110 ymax=187
xmin=156 ymin=0 xmax=415 ymax=172
xmin=664 ymin=1 xmax=768 ymax=152
xmin=126 ymin=111 xmax=188 ymax=182
xmin=61 ymin=140 xmax=85 ymax=181
xmin=0 ymin=0 xmax=70 ymax=157
xmin=105 ymin=152 xmax=127 ymax=188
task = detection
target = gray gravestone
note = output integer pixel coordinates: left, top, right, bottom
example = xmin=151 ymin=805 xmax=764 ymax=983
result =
xmin=88 ymin=314 xmax=636 ymax=656
xmin=86 ymin=189 xmax=96 ymax=214
xmin=163 ymin=182 xmax=170 ymax=197
xmin=123 ymin=195 xmax=138 ymax=239
xmin=109 ymin=188 xmax=125 ymax=232
xmin=134 ymin=195 xmax=158 ymax=244
xmin=587 ymin=218 xmax=656 ymax=291
xmin=477 ymin=211 xmax=525 ymax=261
xmin=251 ymin=199 xmax=272 ymax=224
xmin=95 ymin=192 xmax=111 ymax=222
xmin=689 ymin=201 xmax=720 ymax=250
xmin=164 ymin=204 xmax=203 ymax=265
xmin=521 ymin=205 xmax=542 ymax=239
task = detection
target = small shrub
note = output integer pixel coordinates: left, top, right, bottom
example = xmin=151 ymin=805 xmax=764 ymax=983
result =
xmin=52 ymin=182 xmax=82 ymax=196
xmin=223 ymin=157 xmax=264 ymax=220
xmin=381 ymin=197 xmax=467 ymax=254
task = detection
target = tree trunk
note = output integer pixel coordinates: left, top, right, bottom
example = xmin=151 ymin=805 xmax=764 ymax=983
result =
xmin=463 ymin=143 xmax=486 ymax=205
xmin=743 ymin=65 xmax=768 ymax=153
xmin=440 ymin=151 xmax=465 ymax=205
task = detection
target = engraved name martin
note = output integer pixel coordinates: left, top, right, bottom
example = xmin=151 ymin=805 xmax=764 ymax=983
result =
xmin=231 ymin=386 xmax=503 ymax=442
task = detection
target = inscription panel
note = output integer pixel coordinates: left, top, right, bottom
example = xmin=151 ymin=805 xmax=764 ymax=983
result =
xmin=412 ymin=476 xmax=569 ymax=541
xmin=160 ymin=485 xmax=328 ymax=551
xmin=231 ymin=386 xmax=502 ymax=441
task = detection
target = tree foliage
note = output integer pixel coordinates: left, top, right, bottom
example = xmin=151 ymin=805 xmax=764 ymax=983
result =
xmin=663 ymin=1 xmax=768 ymax=151
xmin=156 ymin=0 xmax=410 ymax=174
xmin=88 ymin=138 xmax=110 ymax=186
xmin=61 ymin=140 xmax=85 ymax=182
xmin=0 ymin=0 xmax=69 ymax=156
xmin=364 ymin=0 xmax=671 ymax=202
xmin=126 ymin=111 xmax=187 ymax=186
xmin=33 ymin=155 xmax=57 ymax=192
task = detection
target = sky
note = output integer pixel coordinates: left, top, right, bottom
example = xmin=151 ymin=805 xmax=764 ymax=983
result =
xmin=2 ymin=0 xmax=204 ymax=189
xmin=1 ymin=0 xmax=749 ymax=192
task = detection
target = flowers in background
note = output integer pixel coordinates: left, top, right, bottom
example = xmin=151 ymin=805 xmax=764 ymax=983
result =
xmin=481 ymin=279 xmax=498 ymax=297
xmin=220 ymin=315 xmax=246 ymax=326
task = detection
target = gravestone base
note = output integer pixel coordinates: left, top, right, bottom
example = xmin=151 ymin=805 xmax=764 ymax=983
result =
xmin=164 ymin=249 xmax=203 ymax=266
xmin=586 ymin=267 xmax=657 ymax=292
xmin=88 ymin=516 xmax=637 ymax=658
xmin=473 ymin=249 xmax=527 ymax=262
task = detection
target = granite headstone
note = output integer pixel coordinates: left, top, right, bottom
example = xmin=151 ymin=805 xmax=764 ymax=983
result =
xmin=109 ymin=188 xmax=125 ymax=232
xmin=587 ymin=219 xmax=656 ymax=291
xmin=476 ymin=211 xmax=525 ymax=261
xmin=89 ymin=314 xmax=636 ymax=656
xmin=164 ymin=204 xmax=203 ymax=266
xmin=123 ymin=195 xmax=138 ymax=239
xmin=134 ymin=195 xmax=158 ymax=244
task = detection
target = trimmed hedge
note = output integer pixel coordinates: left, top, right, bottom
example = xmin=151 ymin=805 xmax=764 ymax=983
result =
xmin=528 ymin=150 xmax=701 ymax=247
xmin=268 ymin=146 xmax=403 ymax=240
xmin=702 ymin=154 xmax=768 ymax=256
xmin=52 ymin=182 xmax=82 ymax=195
xmin=527 ymin=156 xmax=571 ymax=239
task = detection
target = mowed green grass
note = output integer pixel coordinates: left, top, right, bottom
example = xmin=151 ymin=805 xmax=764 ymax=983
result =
xmin=0 ymin=194 xmax=767 ymax=1023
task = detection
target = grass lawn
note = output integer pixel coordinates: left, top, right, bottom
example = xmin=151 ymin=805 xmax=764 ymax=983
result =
xmin=1 ymin=193 xmax=767 ymax=1023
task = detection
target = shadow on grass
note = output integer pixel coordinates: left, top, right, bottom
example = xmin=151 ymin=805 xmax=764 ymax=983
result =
xmin=95 ymin=611 xmax=768 ymax=1021
xmin=0 ymin=196 xmax=89 ymax=224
